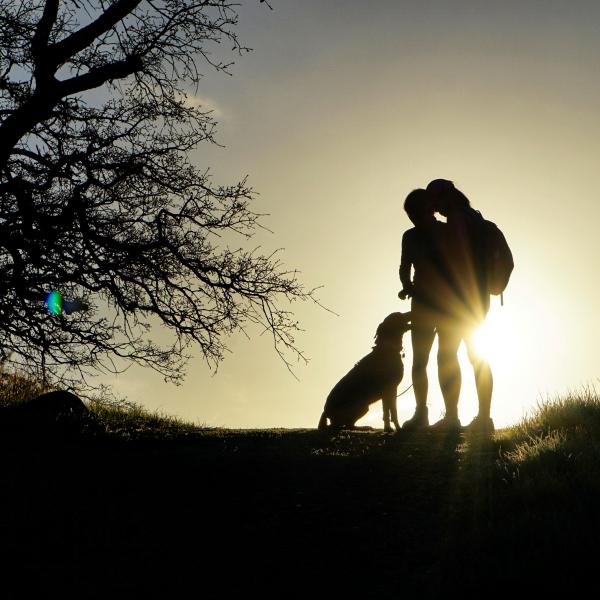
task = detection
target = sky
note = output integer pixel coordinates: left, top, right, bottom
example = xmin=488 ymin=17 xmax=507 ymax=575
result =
xmin=104 ymin=0 xmax=600 ymax=429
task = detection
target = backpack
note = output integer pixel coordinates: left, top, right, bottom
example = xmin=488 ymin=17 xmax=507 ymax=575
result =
xmin=480 ymin=218 xmax=514 ymax=296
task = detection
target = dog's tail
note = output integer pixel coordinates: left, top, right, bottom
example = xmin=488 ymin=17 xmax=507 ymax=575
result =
xmin=317 ymin=412 xmax=329 ymax=430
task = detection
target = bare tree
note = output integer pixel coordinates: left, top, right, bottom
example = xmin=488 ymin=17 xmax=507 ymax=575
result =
xmin=0 ymin=0 xmax=313 ymax=388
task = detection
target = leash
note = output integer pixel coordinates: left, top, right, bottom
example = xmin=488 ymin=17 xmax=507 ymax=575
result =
xmin=396 ymin=383 xmax=414 ymax=398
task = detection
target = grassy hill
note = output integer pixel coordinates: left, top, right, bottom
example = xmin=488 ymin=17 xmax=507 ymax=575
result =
xmin=1 ymin=378 xmax=600 ymax=597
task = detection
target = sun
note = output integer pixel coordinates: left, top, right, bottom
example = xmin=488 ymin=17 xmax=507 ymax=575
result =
xmin=470 ymin=306 xmax=513 ymax=365
xmin=469 ymin=299 xmax=548 ymax=382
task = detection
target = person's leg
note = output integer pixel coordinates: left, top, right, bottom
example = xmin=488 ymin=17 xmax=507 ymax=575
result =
xmin=465 ymin=295 xmax=494 ymax=430
xmin=437 ymin=326 xmax=462 ymax=420
xmin=403 ymin=304 xmax=436 ymax=429
xmin=411 ymin=325 xmax=436 ymax=413
xmin=465 ymin=339 xmax=493 ymax=420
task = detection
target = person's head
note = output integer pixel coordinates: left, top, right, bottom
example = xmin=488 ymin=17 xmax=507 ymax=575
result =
xmin=404 ymin=188 xmax=434 ymax=227
xmin=426 ymin=179 xmax=471 ymax=217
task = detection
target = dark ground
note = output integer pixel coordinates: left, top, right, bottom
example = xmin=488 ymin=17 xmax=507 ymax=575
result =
xmin=1 ymin=427 xmax=598 ymax=598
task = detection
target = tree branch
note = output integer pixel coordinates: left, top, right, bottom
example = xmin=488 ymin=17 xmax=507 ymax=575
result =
xmin=31 ymin=0 xmax=60 ymax=64
xmin=0 ymin=0 xmax=312 ymax=390
xmin=58 ymin=55 xmax=144 ymax=97
xmin=50 ymin=0 xmax=143 ymax=65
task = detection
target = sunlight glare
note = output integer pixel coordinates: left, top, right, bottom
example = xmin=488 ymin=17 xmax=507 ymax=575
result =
xmin=471 ymin=307 xmax=513 ymax=366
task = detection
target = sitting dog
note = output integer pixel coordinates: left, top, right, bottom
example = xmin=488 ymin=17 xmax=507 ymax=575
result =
xmin=318 ymin=312 xmax=411 ymax=432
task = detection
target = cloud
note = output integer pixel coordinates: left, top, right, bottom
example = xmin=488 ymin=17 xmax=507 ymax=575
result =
xmin=181 ymin=92 xmax=225 ymax=119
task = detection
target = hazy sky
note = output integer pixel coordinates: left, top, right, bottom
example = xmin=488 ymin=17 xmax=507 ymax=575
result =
xmin=104 ymin=1 xmax=600 ymax=428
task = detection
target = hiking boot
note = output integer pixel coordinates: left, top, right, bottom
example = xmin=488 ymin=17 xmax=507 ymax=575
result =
xmin=429 ymin=415 xmax=462 ymax=433
xmin=402 ymin=407 xmax=429 ymax=431
xmin=464 ymin=415 xmax=495 ymax=433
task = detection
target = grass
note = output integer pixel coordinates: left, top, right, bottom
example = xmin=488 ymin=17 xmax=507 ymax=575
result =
xmin=498 ymin=388 xmax=600 ymax=496
xmin=86 ymin=399 xmax=210 ymax=440
xmin=2 ymin=378 xmax=600 ymax=596
xmin=441 ymin=389 xmax=600 ymax=591
xmin=0 ymin=368 xmax=52 ymax=408
xmin=0 ymin=366 xmax=209 ymax=440
xmin=502 ymin=385 xmax=600 ymax=440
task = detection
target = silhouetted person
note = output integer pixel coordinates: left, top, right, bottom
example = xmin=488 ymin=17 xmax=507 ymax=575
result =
xmin=426 ymin=179 xmax=494 ymax=433
xmin=399 ymin=189 xmax=448 ymax=430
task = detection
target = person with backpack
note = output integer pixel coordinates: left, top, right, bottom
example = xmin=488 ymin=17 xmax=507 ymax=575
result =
xmin=425 ymin=179 xmax=513 ymax=433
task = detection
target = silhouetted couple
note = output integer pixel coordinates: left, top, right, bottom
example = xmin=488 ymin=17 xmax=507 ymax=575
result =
xmin=400 ymin=179 xmax=495 ymax=433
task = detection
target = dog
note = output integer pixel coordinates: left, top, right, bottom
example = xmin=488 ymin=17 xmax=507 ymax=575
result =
xmin=318 ymin=312 xmax=411 ymax=432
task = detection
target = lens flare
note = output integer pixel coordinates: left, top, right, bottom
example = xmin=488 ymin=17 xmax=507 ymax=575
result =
xmin=472 ymin=321 xmax=493 ymax=361
xmin=45 ymin=290 xmax=63 ymax=316
xmin=470 ymin=308 xmax=513 ymax=365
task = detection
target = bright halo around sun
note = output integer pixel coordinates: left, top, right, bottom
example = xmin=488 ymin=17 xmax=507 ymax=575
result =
xmin=471 ymin=306 xmax=513 ymax=366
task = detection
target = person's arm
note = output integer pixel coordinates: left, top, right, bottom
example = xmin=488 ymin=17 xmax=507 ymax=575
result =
xmin=399 ymin=230 xmax=414 ymax=299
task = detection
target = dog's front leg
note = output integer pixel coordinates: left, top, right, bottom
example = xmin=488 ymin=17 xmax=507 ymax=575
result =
xmin=382 ymin=390 xmax=393 ymax=432
xmin=383 ymin=388 xmax=399 ymax=432
xmin=391 ymin=388 xmax=401 ymax=432
xmin=383 ymin=414 xmax=392 ymax=432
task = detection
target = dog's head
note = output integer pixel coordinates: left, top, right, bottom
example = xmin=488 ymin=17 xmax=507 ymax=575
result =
xmin=374 ymin=312 xmax=411 ymax=347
